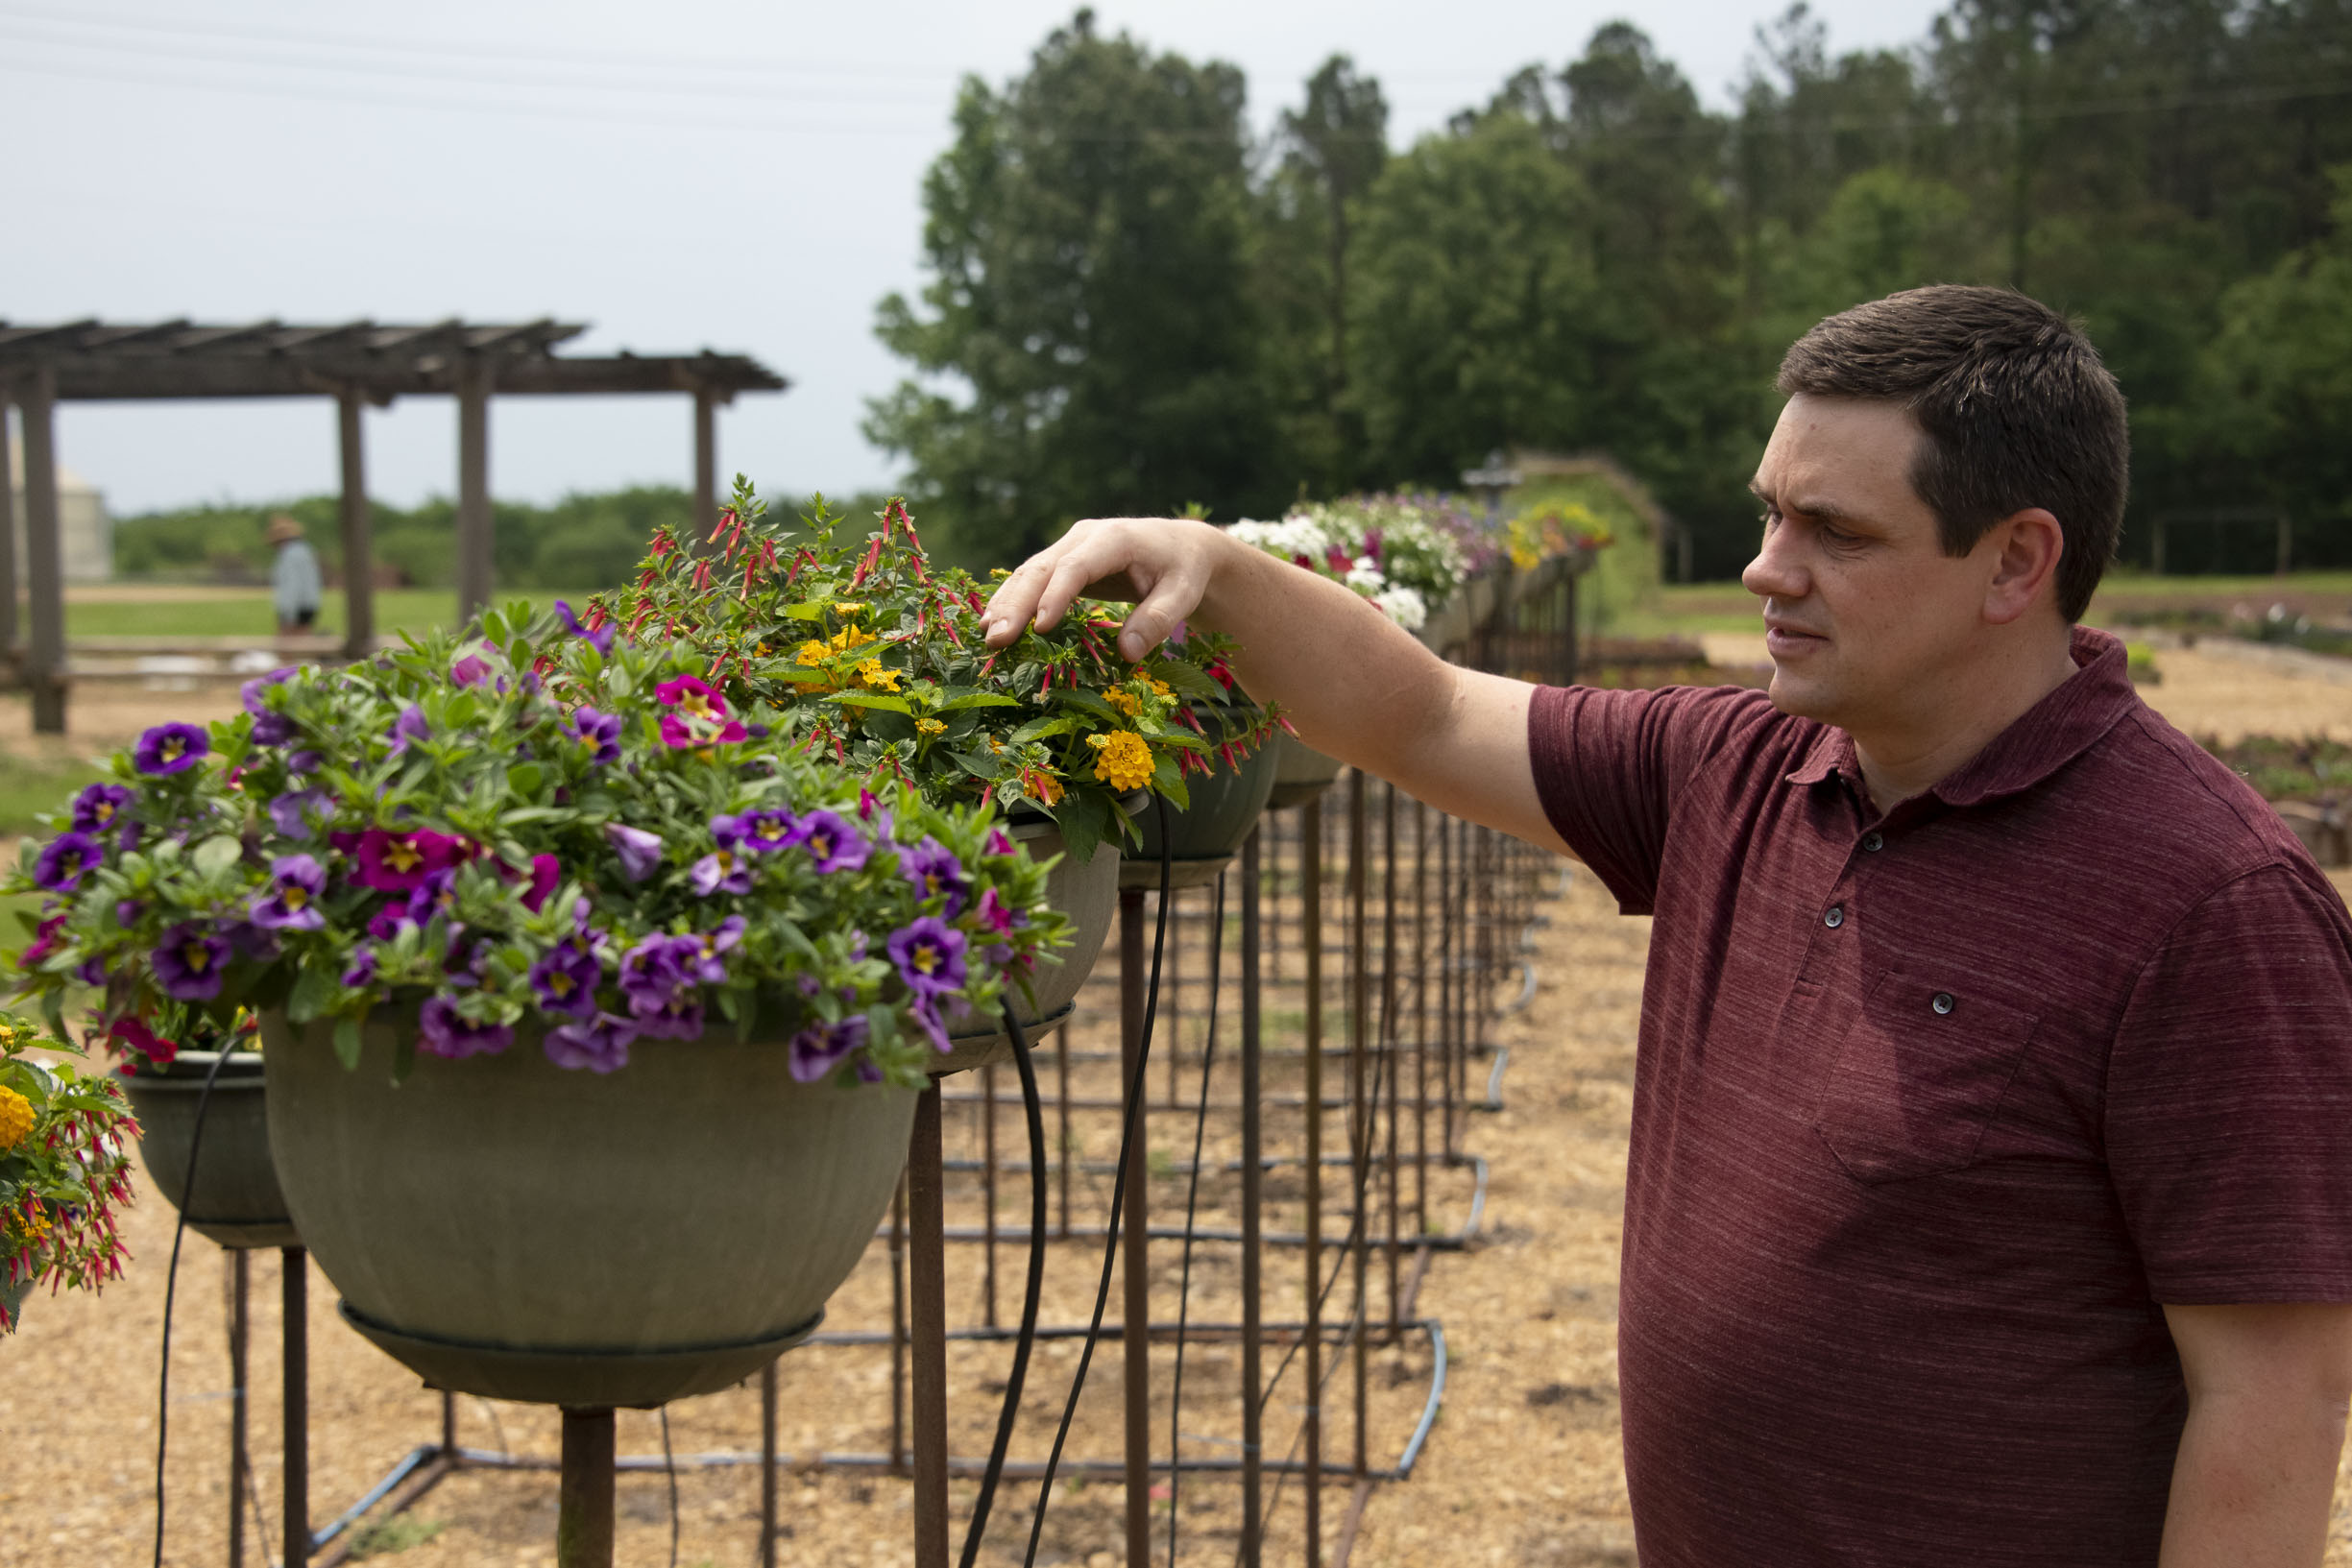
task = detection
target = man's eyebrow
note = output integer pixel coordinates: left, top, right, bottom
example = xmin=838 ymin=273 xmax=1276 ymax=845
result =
xmin=1750 ymin=479 xmax=1864 ymax=524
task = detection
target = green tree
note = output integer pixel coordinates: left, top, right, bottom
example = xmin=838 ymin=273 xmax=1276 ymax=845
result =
xmin=866 ymin=10 xmax=1277 ymax=565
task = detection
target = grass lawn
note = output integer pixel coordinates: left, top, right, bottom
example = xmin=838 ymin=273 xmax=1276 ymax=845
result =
xmin=0 ymin=755 xmax=106 ymax=836
xmin=60 ymin=588 xmax=602 ymax=641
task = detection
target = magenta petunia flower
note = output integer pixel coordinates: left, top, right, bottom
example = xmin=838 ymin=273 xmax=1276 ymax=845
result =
xmin=521 ymin=854 xmax=561 ymax=913
xmin=450 ymin=655 xmax=492 ymax=687
xmin=658 ymin=712 xmax=750 ymax=749
xmin=134 ymin=722 xmax=209 ymax=777
xmin=152 ymin=923 xmax=231 ymax=1000
xmin=418 ymin=995 xmax=514 ymax=1059
xmin=886 ymin=916 xmax=967 ymax=998
xmin=351 ymin=827 xmax=470 ymax=893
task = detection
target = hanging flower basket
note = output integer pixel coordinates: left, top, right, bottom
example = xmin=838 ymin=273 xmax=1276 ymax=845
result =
xmin=261 ymin=1008 xmax=913 ymax=1407
xmin=1266 ymin=735 xmax=1346 ymax=811
xmin=935 ymin=809 xmax=1120 ymax=1073
xmin=122 ymin=1047 xmax=297 ymax=1251
xmin=1122 ymin=733 xmax=1279 ymax=890
xmin=0 ymin=1010 xmax=137 ymax=1334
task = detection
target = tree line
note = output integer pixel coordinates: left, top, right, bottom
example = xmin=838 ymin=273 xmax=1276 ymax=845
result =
xmin=867 ymin=2 xmax=2352 ymax=580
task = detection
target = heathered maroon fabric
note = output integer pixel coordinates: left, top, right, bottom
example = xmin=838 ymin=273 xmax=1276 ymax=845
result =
xmin=1527 ymin=627 xmax=2352 ymax=1568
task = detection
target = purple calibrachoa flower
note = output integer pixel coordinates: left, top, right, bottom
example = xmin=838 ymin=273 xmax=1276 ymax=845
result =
xmin=788 ymin=1016 xmax=870 ymax=1083
xmin=682 ymin=916 xmax=744 ymax=983
xmin=450 ymin=655 xmax=492 ymax=687
xmin=886 ymin=917 xmax=967 ymax=998
xmin=605 ymin=822 xmax=666 ymax=882
xmin=34 ymin=832 xmax=103 ymax=893
xmin=249 ymin=855 xmax=327 ymax=932
xmin=618 ymin=935 xmax=705 ymax=1039
xmin=568 ymin=707 xmax=622 ymax=764
xmin=546 ymin=1013 xmax=635 ymax=1073
xmin=387 ymin=706 xmax=431 ymax=757
xmin=134 ymin=723 xmax=209 ymax=777
xmin=555 ymin=599 xmax=617 ymax=656
xmin=287 ymin=749 xmax=324 ymax=775
xmin=418 ymin=995 xmax=513 ymax=1059
xmin=528 ymin=945 xmax=601 ymax=1019
xmin=740 ymin=808 xmax=796 ymax=853
xmin=340 ymin=948 xmax=377 ymax=989
xmin=114 ymin=899 xmax=143 ymax=928
xmin=242 ymin=671 xmax=297 ymax=746
xmin=152 ymin=923 xmax=231 ymax=1001
xmin=907 ymin=994 xmax=952 ymax=1053
xmin=70 ymin=783 xmax=133 ymax=835
xmin=899 ymin=837 xmax=969 ymax=916
xmin=691 ymin=815 xmax=756 ymax=897
xmin=788 ymin=810 xmax=869 ymax=875
xmin=268 ymin=788 xmax=333 ymax=839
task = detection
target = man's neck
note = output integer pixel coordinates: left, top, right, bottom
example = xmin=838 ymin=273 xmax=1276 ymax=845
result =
xmin=1851 ymin=630 xmax=2083 ymax=812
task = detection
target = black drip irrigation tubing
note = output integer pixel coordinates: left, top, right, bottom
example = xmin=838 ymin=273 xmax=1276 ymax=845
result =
xmin=152 ymin=1047 xmax=230 ymax=1568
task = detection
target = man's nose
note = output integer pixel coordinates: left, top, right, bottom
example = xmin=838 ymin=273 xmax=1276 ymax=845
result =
xmin=1742 ymin=526 xmax=1807 ymax=600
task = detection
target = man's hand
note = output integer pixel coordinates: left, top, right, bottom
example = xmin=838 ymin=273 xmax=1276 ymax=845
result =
xmin=2159 ymin=1301 xmax=2352 ymax=1567
xmin=982 ymin=518 xmax=1220 ymax=663
xmin=980 ymin=516 xmax=1568 ymax=855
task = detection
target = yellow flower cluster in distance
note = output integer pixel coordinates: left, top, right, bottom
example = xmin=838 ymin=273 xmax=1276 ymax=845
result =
xmin=1087 ymin=731 xmax=1155 ymax=792
xmin=0 ymin=1083 xmax=31 ymax=1151
xmin=858 ymin=660 xmax=903 ymax=692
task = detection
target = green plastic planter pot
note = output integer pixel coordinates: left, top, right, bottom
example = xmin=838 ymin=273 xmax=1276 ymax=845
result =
xmin=936 ymin=811 xmax=1119 ymax=1074
xmin=258 ymin=1010 xmax=916 ymax=1410
xmin=1266 ymin=734 xmax=1346 ymax=811
xmin=1123 ymin=736 xmax=1279 ymax=890
xmin=122 ymin=1049 xmax=300 ymax=1250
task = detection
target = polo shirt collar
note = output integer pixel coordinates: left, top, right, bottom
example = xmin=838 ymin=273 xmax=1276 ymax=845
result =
xmin=1782 ymin=627 xmax=2138 ymax=808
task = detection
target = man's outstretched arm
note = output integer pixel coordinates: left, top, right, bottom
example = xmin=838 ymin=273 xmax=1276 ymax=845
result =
xmin=982 ymin=517 xmax=1569 ymax=856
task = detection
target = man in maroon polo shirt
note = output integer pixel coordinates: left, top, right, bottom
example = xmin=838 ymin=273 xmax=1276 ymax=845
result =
xmin=985 ymin=284 xmax=2352 ymax=1565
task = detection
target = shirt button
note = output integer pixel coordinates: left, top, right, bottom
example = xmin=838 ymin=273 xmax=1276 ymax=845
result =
xmin=1931 ymin=992 xmax=1955 ymax=1016
xmin=1824 ymin=905 xmax=1845 ymax=929
xmin=1861 ymin=832 xmax=1884 ymax=852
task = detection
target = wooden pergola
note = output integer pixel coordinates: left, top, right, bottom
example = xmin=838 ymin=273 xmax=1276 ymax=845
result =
xmin=0 ymin=319 xmax=788 ymax=732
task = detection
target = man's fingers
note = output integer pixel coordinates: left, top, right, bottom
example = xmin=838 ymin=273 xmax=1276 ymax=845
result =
xmin=1119 ymin=558 xmax=1209 ymax=663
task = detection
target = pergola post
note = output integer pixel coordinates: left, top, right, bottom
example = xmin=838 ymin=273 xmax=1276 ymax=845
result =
xmin=0 ymin=393 xmax=19 ymax=654
xmin=20 ymin=365 xmax=66 ymax=734
xmin=337 ymin=391 xmax=376 ymax=661
xmin=455 ymin=361 xmax=493 ymax=625
xmin=692 ymin=383 xmax=718 ymax=546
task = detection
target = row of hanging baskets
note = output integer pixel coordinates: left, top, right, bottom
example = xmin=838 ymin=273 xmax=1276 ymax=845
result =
xmin=3 ymin=485 xmax=1297 ymax=1409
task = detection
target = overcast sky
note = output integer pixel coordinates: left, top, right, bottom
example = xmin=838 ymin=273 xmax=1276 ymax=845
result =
xmin=3 ymin=0 xmax=1947 ymax=517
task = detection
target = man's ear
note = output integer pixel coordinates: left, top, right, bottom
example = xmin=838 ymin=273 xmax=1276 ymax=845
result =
xmin=1982 ymin=508 xmax=2064 ymax=626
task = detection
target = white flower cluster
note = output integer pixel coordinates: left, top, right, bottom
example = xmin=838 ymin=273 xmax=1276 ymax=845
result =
xmin=1226 ymin=515 xmax=1433 ymax=630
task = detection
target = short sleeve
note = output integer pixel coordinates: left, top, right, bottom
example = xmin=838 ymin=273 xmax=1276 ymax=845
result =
xmin=2106 ymin=863 xmax=2352 ymax=1302
xmin=1526 ymin=683 xmax=1784 ymax=916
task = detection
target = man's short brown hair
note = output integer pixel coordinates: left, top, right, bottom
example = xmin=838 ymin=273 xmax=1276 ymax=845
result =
xmin=1777 ymin=285 xmax=2129 ymax=622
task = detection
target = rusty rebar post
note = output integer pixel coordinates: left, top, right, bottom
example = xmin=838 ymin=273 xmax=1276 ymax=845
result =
xmin=229 ymin=1248 xmax=249 ymax=1568
xmin=1412 ymin=798 xmax=1430 ymax=1240
xmin=982 ymin=1063 xmax=1001 ymax=1329
xmin=1119 ymin=887 xmax=1152 ymax=1568
xmin=283 ymin=1246 xmax=309 ymax=1563
xmin=556 ymin=1408 xmax=616 ymax=1568
xmin=909 ymin=1084 xmax=950 ymax=1568
xmin=1347 ymin=771 xmax=1370 ymax=1480
xmin=1240 ymin=827 xmax=1265 ymax=1567
xmin=1055 ymin=1028 xmax=1074 ymax=1238
xmin=1302 ymin=795 xmax=1324 ymax=1561
xmin=1382 ymin=782 xmax=1401 ymax=1339
xmin=761 ymin=1363 xmax=779 ymax=1568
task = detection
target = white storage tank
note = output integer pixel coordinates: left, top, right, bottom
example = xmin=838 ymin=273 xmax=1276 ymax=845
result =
xmin=6 ymin=434 xmax=112 ymax=584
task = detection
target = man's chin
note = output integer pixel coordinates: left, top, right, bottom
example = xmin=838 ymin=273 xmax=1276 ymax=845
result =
xmin=1765 ymin=666 xmax=1838 ymax=723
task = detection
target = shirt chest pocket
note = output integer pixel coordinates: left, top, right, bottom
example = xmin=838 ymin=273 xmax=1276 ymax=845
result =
xmin=1813 ymin=968 xmax=2042 ymax=1183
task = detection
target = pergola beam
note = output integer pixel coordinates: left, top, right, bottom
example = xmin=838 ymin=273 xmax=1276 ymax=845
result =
xmin=20 ymin=366 xmax=64 ymax=733
xmin=337 ymin=392 xmax=374 ymax=662
xmin=455 ymin=361 xmax=494 ymax=624
xmin=0 ymin=398 xmax=18 ymax=654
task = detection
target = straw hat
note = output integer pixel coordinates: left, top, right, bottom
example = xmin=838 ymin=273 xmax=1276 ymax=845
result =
xmin=266 ymin=515 xmax=305 ymax=543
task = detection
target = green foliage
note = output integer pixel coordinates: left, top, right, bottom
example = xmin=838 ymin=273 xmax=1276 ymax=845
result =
xmin=865 ymin=12 xmax=1283 ymax=562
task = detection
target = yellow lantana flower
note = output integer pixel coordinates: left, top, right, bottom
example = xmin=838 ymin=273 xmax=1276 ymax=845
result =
xmin=796 ymin=639 xmax=831 ymax=667
xmin=858 ymin=660 xmax=903 ymax=692
xmin=0 ymin=1084 xmax=34 ymax=1151
xmin=831 ymin=625 xmax=875 ymax=655
xmin=916 ymin=717 xmax=946 ymax=736
xmin=1103 ymin=688 xmax=1143 ymax=718
xmin=1087 ymin=731 xmax=1155 ymax=792
xmin=832 ymin=601 xmax=864 ymax=615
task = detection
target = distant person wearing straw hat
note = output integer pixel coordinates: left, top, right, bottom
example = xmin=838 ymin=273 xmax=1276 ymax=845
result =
xmin=267 ymin=514 xmax=321 ymax=637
